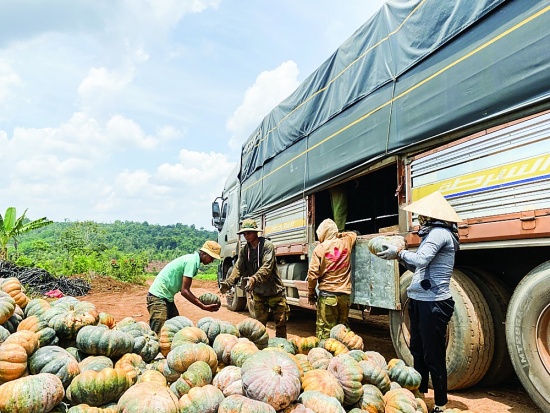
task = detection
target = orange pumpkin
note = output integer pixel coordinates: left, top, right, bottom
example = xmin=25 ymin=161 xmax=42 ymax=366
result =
xmin=0 ymin=342 xmax=28 ymax=383
xmin=301 ymin=369 xmax=344 ymax=404
xmin=0 ymin=372 xmax=64 ymax=412
xmin=0 ymin=277 xmax=29 ymax=309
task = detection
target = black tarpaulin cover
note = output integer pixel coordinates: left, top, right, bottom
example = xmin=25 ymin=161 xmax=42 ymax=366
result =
xmin=239 ymin=0 xmax=550 ymax=216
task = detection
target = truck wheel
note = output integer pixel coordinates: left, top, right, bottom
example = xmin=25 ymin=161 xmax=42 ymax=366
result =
xmin=506 ymin=261 xmax=550 ymax=412
xmin=389 ymin=269 xmax=494 ymax=390
xmin=459 ymin=266 xmax=513 ymax=386
xmin=224 ymin=266 xmax=246 ymax=312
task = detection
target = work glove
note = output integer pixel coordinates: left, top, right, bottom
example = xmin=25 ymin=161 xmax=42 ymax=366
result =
xmin=219 ymin=281 xmax=232 ymax=295
xmin=244 ymin=277 xmax=256 ymax=293
xmin=376 ymin=243 xmax=400 ymax=260
xmin=308 ymin=293 xmax=317 ymax=306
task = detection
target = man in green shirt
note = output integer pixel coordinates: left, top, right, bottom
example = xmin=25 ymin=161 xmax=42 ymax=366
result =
xmin=147 ymin=240 xmax=222 ymax=335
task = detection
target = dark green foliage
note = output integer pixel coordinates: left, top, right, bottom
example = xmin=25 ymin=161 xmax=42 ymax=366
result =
xmin=11 ymin=220 xmax=218 ymax=282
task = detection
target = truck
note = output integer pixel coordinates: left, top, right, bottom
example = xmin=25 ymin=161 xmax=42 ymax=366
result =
xmin=211 ymin=0 xmax=550 ymax=410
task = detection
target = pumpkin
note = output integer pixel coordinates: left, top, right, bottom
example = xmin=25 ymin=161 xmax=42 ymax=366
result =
xmin=17 ymin=314 xmax=58 ymax=347
xmin=198 ymin=292 xmax=222 ymax=306
xmin=301 ymin=369 xmax=344 ymax=404
xmin=42 ymin=299 xmax=99 ymax=339
xmin=149 ymin=358 xmax=181 ymax=383
xmin=0 ymin=277 xmax=29 ymax=309
xmin=359 ymin=359 xmax=391 ymax=394
xmin=347 ymin=349 xmax=370 ymax=362
xmin=28 ymin=345 xmax=80 ymax=387
xmin=218 ymin=394 xmax=277 ymax=413
xmin=367 ymin=235 xmax=405 ymax=255
xmin=178 ymin=384 xmax=224 ymax=413
xmin=281 ymin=403 xmax=316 ymax=413
xmin=67 ymin=403 xmax=118 ymax=413
xmin=4 ymin=329 xmax=39 ymax=355
xmin=0 ymin=290 xmax=16 ymax=325
xmin=298 ymin=390 xmax=346 ymax=413
xmin=268 ymin=336 xmax=296 ymax=354
xmin=97 ymin=312 xmax=116 ymax=329
xmin=0 ymin=342 xmax=28 ymax=383
xmin=114 ymin=318 xmax=159 ymax=363
xmin=0 ymin=325 xmax=9 ymax=343
xmin=322 ymin=337 xmax=349 ymax=355
xmin=329 ymin=324 xmax=364 ymax=350
xmin=294 ymin=353 xmax=314 ymax=374
xmin=327 ymin=353 xmax=364 ymax=406
xmin=76 ymin=325 xmax=134 ymax=358
xmin=137 ymin=369 xmax=167 ymax=386
xmin=24 ymin=298 xmax=51 ymax=318
xmin=166 ymin=341 xmax=217 ymax=374
xmin=197 ymin=316 xmax=239 ymax=344
xmin=307 ymin=347 xmax=333 ymax=370
xmin=383 ymin=388 xmax=418 ymax=413
xmin=170 ymin=359 xmax=213 ymax=398
xmin=289 ymin=336 xmax=319 ymax=355
xmin=114 ymin=353 xmax=146 ymax=385
xmin=212 ymin=364 xmax=243 ymax=396
xmin=0 ymin=372 xmax=64 ymax=413
xmin=170 ymin=326 xmax=209 ymax=349
xmin=353 ymin=384 xmax=385 ymax=412
xmin=79 ymin=355 xmax=114 ymax=372
xmin=237 ymin=317 xmax=269 ymax=349
xmin=387 ymin=359 xmax=422 ymax=391
xmin=415 ymin=397 xmax=428 ymax=413
xmin=1 ymin=304 xmax=24 ymax=333
xmin=117 ymin=382 xmax=180 ymax=413
xmin=213 ymin=333 xmax=240 ymax=365
xmin=364 ymin=351 xmax=387 ymax=370
xmin=66 ymin=367 xmax=131 ymax=406
xmin=241 ymin=349 xmax=302 ymax=410
xmin=230 ymin=339 xmax=259 ymax=367
xmin=158 ymin=315 xmax=194 ymax=357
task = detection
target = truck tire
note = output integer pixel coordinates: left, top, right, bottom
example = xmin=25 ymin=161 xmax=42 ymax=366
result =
xmin=458 ymin=266 xmax=514 ymax=386
xmin=224 ymin=266 xmax=246 ymax=312
xmin=506 ymin=261 xmax=550 ymax=413
xmin=389 ymin=269 xmax=494 ymax=390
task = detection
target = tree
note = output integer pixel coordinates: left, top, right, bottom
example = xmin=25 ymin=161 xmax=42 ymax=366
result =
xmin=0 ymin=207 xmax=53 ymax=260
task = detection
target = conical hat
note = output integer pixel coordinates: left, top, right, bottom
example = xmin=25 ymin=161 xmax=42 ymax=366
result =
xmin=402 ymin=191 xmax=462 ymax=223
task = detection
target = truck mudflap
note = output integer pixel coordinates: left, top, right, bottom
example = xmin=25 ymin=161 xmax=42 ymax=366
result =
xmin=506 ymin=261 xmax=550 ymax=413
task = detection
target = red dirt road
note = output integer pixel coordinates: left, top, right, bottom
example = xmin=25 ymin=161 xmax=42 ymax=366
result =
xmin=80 ymin=276 xmax=541 ymax=413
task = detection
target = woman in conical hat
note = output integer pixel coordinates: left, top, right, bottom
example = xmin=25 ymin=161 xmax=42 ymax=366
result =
xmin=377 ymin=191 xmax=461 ymax=412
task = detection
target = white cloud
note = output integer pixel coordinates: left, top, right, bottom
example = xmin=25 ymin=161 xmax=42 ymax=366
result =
xmin=0 ymin=61 xmax=21 ymax=102
xmin=226 ymin=60 xmax=300 ymax=150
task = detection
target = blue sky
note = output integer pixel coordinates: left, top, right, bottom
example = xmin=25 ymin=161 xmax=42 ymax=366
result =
xmin=0 ymin=0 xmax=386 ymax=229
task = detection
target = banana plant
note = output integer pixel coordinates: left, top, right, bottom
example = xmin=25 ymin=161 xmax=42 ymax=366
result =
xmin=0 ymin=207 xmax=53 ymax=260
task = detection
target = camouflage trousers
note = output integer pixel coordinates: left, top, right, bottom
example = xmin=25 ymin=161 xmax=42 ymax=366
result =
xmin=252 ymin=292 xmax=289 ymax=339
xmin=147 ymin=293 xmax=179 ymax=336
xmin=316 ymin=293 xmax=351 ymax=340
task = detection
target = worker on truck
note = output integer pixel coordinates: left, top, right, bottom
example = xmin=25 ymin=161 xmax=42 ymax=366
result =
xmin=307 ymin=218 xmax=357 ymax=340
xmin=218 ymin=218 xmax=289 ymax=338
xmin=376 ymin=191 xmax=461 ymax=413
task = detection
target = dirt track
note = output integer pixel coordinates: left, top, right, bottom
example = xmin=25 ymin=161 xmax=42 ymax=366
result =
xmin=80 ymin=276 xmax=541 ymax=413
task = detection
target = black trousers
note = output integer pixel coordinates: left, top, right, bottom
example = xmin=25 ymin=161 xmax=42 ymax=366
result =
xmin=408 ymin=297 xmax=454 ymax=406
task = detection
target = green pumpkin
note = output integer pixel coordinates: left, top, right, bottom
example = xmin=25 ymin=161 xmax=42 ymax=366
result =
xmin=359 ymin=359 xmax=391 ymax=394
xmin=212 ymin=333 xmax=240 ymax=365
xmin=114 ymin=318 xmax=159 ymax=363
xmin=79 ymin=355 xmax=114 ymax=372
xmin=268 ymin=337 xmax=296 ymax=354
xmin=198 ymin=292 xmax=221 ymax=306
xmin=24 ymin=298 xmax=52 ymax=318
xmin=298 ymin=390 xmax=346 ymax=413
xmin=166 ymin=341 xmax=217 ymax=374
xmin=327 ymin=353 xmax=364 ymax=406
xmin=29 ymin=345 xmax=81 ymax=388
xmin=178 ymin=384 xmax=224 ymax=413
xmin=76 ymin=325 xmax=134 ymax=358
xmin=197 ymin=316 xmax=239 ymax=345
xmin=66 ymin=367 xmax=130 ymax=406
xmin=170 ymin=326 xmax=209 ymax=350
xmin=237 ymin=317 xmax=269 ymax=349
xmin=42 ymin=299 xmax=99 ymax=340
xmin=219 ymin=394 xmax=276 ymax=413
xmin=67 ymin=403 xmax=118 ymax=412
xmin=353 ymin=384 xmax=385 ymax=411
xmin=0 ymin=373 xmax=65 ymax=413
xmin=0 ymin=291 xmax=16 ymax=325
xmin=387 ymin=358 xmax=422 ymax=391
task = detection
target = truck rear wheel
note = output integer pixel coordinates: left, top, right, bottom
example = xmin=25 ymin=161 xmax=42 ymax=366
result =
xmin=506 ymin=261 xmax=550 ymax=412
xmin=224 ymin=266 xmax=246 ymax=312
xmin=389 ymin=269 xmax=494 ymax=390
xmin=458 ymin=266 xmax=513 ymax=386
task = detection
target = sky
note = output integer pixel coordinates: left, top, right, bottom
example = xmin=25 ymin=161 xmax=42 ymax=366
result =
xmin=0 ymin=0 xmax=387 ymax=229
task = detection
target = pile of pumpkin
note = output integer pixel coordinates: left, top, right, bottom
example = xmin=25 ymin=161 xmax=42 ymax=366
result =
xmin=0 ymin=279 xmax=475 ymax=413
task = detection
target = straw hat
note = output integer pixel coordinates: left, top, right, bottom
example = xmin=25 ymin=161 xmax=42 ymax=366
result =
xmin=200 ymin=240 xmax=221 ymax=259
xmin=237 ymin=218 xmax=262 ymax=234
xmin=403 ymin=191 xmax=462 ymax=223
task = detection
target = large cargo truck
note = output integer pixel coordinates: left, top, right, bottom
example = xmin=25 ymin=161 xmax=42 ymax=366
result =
xmin=211 ymin=1 xmax=550 ymax=410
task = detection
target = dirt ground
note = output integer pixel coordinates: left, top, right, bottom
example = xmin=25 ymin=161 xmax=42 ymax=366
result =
xmin=79 ymin=275 xmax=542 ymax=413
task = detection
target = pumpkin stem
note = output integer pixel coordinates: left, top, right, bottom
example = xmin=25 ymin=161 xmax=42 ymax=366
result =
xmin=274 ymin=365 xmax=282 ymax=375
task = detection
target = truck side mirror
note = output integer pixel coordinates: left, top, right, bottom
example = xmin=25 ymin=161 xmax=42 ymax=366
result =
xmin=212 ymin=201 xmax=221 ymax=218
xmin=221 ymin=203 xmax=229 ymax=219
